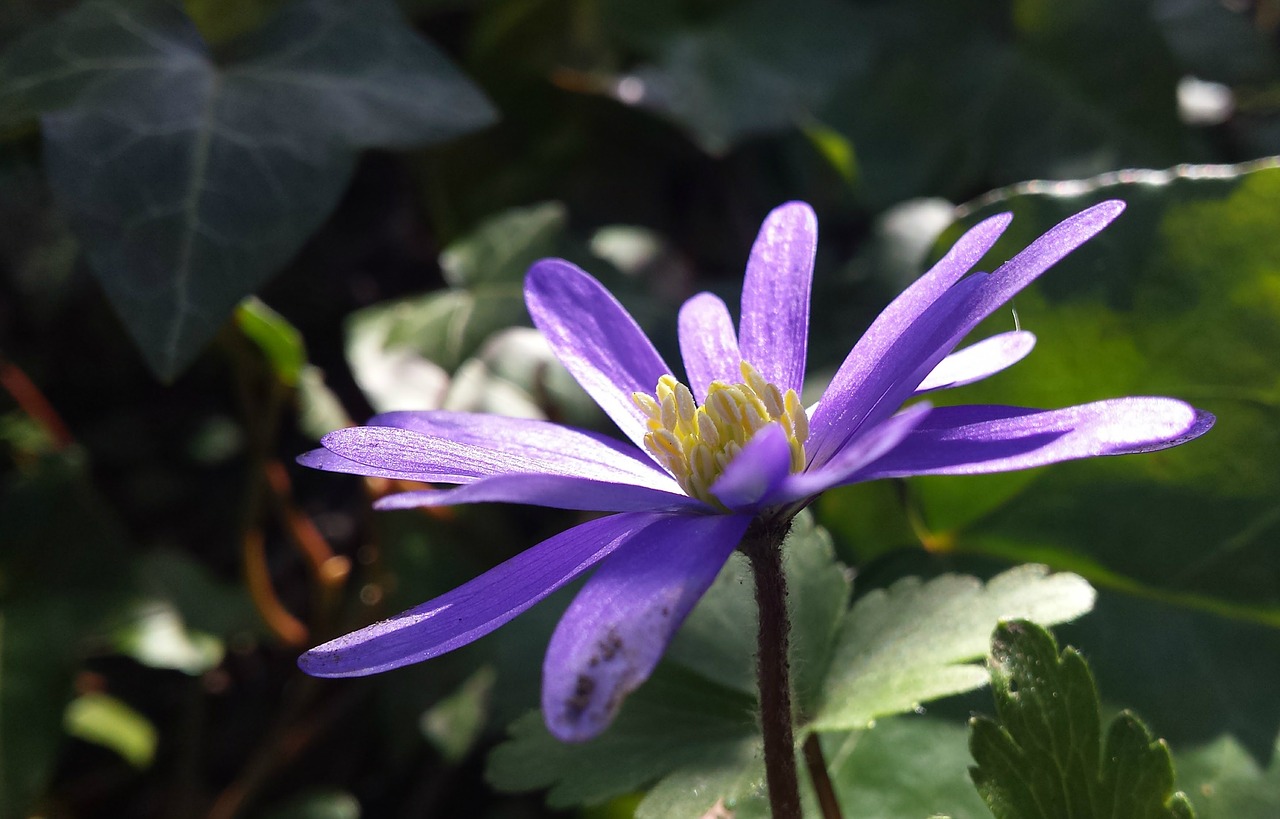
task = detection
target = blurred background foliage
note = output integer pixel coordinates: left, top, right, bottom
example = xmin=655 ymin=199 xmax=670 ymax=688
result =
xmin=1 ymin=0 xmax=1279 ymax=816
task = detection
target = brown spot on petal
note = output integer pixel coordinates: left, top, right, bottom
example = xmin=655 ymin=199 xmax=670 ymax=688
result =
xmin=599 ymin=630 xmax=623 ymax=662
xmin=566 ymin=674 xmax=595 ymax=718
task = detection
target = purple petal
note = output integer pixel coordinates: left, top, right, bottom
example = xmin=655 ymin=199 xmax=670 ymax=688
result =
xmin=298 ymin=512 xmax=667 ymax=677
xmin=853 ymin=399 xmax=1212 ymax=479
xmin=738 ymin=202 xmax=817 ymax=393
xmin=808 ymin=202 xmax=1124 ymax=467
xmin=915 ymin=331 xmax=1036 ymax=393
xmin=709 ymin=423 xmax=794 ymax=510
xmin=678 ymin=293 xmax=742 ymax=403
xmin=541 ymin=511 xmax=752 ymax=741
xmin=777 ymin=401 xmax=933 ymax=501
xmin=526 ymin=259 xmax=673 ymax=451
xmin=321 ymin=425 xmax=678 ymax=490
xmin=298 ymin=446 xmax=433 ymax=482
xmin=807 ymin=273 xmax=986 ymax=467
xmin=805 ymin=211 xmax=1011 ymax=462
xmin=375 ymin=473 xmax=704 ymax=513
xmin=370 ymin=410 xmax=672 ymax=487
xmin=959 ymin=201 xmax=1125 ymax=330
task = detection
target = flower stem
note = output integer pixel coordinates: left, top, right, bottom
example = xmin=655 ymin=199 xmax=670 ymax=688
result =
xmin=742 ymin=518 xmax=801 ymax=819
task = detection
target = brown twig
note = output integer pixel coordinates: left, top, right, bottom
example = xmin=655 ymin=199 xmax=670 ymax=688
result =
xmin=0 ymin=353 xmax=73 ymax=449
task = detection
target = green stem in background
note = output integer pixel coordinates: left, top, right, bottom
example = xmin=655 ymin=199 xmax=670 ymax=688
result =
xmin=742 ymin=517 xmax=802 ymax=819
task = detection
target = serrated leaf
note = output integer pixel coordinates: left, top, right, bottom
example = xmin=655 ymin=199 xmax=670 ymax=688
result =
xmin=63 ymin=692 xmax=158 ymax=769
xmin=0 ymin=0 xmax=495 ymax=379
xmin=969 ymin=620 xmax=1195 ymax=819
xmin=810 ymin=565 xmax=1095 ymax=731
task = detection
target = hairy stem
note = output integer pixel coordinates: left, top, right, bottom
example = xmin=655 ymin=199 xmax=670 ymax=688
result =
xmin=743 ymin=518 xmax=801 ymax=819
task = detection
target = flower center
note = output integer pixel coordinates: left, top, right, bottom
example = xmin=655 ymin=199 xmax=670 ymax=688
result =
xmin=632 ymin=361 xmax=809 ymax=506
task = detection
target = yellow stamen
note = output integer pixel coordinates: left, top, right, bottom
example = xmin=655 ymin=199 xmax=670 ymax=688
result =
xmin=631 ymin=361 xmax=809 ymax=506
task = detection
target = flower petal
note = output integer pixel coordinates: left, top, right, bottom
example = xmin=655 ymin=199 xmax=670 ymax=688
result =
xmin=808 ymin=202 xmax=1124 ymax=467
xmin=370 ymin=410 xmax=673 ymax=488
xmin=526 ymin=259 xmax=673 ymax=451
xmin=541 ymin=511 xmax=752 ymax=741
xmin=778 ymin=401 xmax=933 ymax=501
xmin=321 ymin=425 xmax=678 ymax=490
xmin=298 ymin=446 xmax=428 ymax=481
xmin=853 ymin=399 xmax=1213 ymax=479
xmin=678 ymin=292 xmax=742 ymax=403
xmin=709 ymin=423 xmax=794 ymax=510
xmin=298 ymin=512 xmax=664 ymax=677
xmin=915 ymin=331 xmax=1036 ymax=393
xmin=375 ymin=473 xmax=703 ymax=513
xmin=739 ymin=202 xmax=817 ymax=393
xmin=805 ymin=211 xmax=1011 ymax=462
xmin=806 ymin=273 xmax=986 ymax=467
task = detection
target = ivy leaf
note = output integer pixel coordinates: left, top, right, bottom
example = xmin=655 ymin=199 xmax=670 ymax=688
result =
xmin=0 ymin=0 xmax=495 ymax=380
xmin=969 ymin=620 xmax=1196 ymax=819
xmin=810 ymin=565 xmax=1095 ymax=731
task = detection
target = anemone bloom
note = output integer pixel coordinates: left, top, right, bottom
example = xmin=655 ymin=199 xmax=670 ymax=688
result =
xmin=298 ymin=200 xmax=1212 ymax=742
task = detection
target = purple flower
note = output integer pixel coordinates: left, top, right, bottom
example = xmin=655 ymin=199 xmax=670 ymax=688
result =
xmin=298 ymin=201 xmax=1212 ymax=741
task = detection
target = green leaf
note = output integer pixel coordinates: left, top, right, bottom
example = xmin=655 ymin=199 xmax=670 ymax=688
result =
xmin=1175 ymin=730 xmax=1280 ymax=818
xmin=345 ymin=202 xmax=584 ymax=412
xmin=489 ymin=516 xmax=1094 ymax=815
xmin=665 ymin=511 xmax=850 ymax=708
xmin=969 ymin=620 xmax=1195 ymax=819
xmin=620 ymin=0 xmax=870 ymax=153
xmin=822 ymin=717 xmax=992 ymax=819
xmin=63 ymin=692 xmax=158 ymax=769
xmin=487 ymin=514 xmax=841 ymax=816
xmin=1058 ymin=588 xmax=1280 ymax=767
xmin=0 ymin=0 xmax=495 ymax=379
xmin=815 ymin=0 xmax=1190 ymax=205
xmin=913 ymin=160 xmax=1280 ymax=623
xmin=236 ymin=297 xmax=305 ymax=387
xmin=0 ymin=451 xmax=136 ymax=819
xmin=486 ymin=664 xmax=758 ymax=810
xmin=810 ymin=565 xmax=1095 ymax=731
xmin=256 ymin=789 xmax=361 ymax=819
xmin=439 ymin=201 xmax=566 ymax=288
xmin=420 ymin=665 xmax=495 ymax=764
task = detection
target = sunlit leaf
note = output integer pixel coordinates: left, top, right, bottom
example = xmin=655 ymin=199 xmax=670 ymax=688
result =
xmin=969 ymin=620 xmax=1195 ymax=819
xmin=64 ymin=692 xmax=158 ymax=769
xmin=810 ymin=565 xmax=1095 ymax=732
xmin=907 ymin=161 xmax=1280 ymax=621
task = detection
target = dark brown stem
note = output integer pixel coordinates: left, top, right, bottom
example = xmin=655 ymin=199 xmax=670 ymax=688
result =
xmin=804 ymin=733 xmax=845 ymax=819
xmin=742 ymin=518 xmax=801 ymax=819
